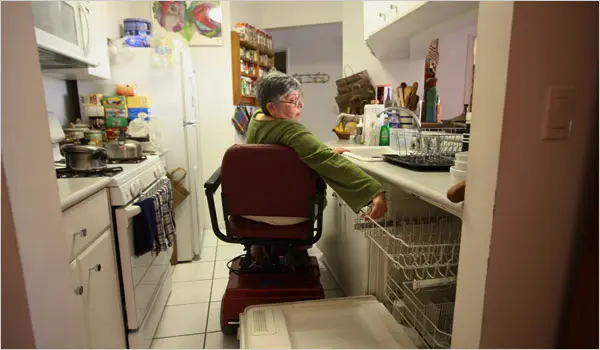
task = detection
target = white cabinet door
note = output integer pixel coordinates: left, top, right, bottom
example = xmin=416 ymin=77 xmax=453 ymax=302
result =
xmin=69 ymin=260 xmax=90 ymax=347
xmin=341 ymin=203 xmax=370 ymax=296
xmin=86 ymin=0 xmax=110 ymax=79
xmin=317 ymin=191 xmax=341 ymax=273
xmin=77 ymin=229 xmax=126 ymax=349
xmin=363 ymin=1 xmax=391 ymax=39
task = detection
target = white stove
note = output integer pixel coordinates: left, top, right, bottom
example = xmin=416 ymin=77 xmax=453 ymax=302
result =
xmin=107 ymin=155 xmax=167 ymax=206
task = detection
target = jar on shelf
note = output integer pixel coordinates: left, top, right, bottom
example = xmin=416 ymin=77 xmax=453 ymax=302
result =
xmin=266 ymin=34 xmax=273 ymax=52
xmin=235 ymin=23 xmax=249 ymax=42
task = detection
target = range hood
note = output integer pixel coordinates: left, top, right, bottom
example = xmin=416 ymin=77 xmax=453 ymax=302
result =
xmin=38 ymin=47 xmax=90 ymax=70
xmin=34 ymin=24 xmax=99 ymax=70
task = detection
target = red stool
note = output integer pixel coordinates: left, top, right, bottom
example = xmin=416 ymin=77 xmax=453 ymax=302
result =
xmin=204 ymin=144 xmax=326 ymax=335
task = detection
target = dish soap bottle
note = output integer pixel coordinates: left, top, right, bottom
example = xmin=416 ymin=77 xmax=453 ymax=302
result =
xmin=379 ymin=117 xmax=390 ymax=146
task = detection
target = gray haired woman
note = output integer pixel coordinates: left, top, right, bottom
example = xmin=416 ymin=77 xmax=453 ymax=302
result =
xmin=245 ymin=71 xmax=388 ymax=220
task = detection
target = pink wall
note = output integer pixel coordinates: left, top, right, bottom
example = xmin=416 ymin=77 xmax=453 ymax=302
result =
xmin=1 ymin=2 xmax=87 ymax=347
xmin=1 ymin=162 xmax=35 ymax=349
xmin=480 ymin=1 xmax=598 ymax=347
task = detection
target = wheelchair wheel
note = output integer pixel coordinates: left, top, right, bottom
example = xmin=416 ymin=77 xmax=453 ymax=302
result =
xmin=220 ymin=299 xmax=238 ymax=336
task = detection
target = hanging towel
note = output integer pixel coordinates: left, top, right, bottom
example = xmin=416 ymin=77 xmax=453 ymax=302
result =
xmin=152 ymin=179 xmax=177 ymax=254
xmin=132 ymin=197 xmax=157 ymax=256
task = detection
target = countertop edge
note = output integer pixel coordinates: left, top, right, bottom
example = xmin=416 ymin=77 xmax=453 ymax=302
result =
xmin=327 ymin=140 xmax=463 ymax=217
xmin=60 ymin=178 xmax=111 ymax=211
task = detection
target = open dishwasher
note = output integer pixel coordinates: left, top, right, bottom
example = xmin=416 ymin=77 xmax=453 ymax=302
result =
xmin=238 ymin=191 xmax=462 ymax=349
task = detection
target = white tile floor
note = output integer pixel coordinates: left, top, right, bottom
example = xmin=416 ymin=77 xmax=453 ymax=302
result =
xmin=151 ymin=230 xmax=344 ymax=349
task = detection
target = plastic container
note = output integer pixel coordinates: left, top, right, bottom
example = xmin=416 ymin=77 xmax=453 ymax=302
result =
xmin=124 ymin=18 xmax=151 ymax=32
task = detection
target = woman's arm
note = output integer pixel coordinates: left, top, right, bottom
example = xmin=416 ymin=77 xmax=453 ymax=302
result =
xmin=280 ymin=123 xmax=386 ymax=214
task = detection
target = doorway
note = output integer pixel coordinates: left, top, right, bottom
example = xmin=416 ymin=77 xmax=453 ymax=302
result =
xmin=274 ymin=50 xmax=288 ymax=73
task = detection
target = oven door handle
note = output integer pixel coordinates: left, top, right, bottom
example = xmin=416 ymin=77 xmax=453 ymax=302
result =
xmin=116 ymin=205 xmax=142 ymax=223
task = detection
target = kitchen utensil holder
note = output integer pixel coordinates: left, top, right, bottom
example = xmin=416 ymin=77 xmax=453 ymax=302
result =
xmin=386 ymin=276 xmax=454 ymax=349
xmin=355 ymin=213 xmax=461 ymax=281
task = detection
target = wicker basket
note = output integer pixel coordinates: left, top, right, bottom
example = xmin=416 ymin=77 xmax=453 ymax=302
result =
xmin=167 ymin=167 xmax=190 ymax=209
xmin=333 ymin=130 xmax=351 ymax=140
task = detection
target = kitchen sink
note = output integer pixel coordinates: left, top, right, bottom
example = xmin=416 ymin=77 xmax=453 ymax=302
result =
xmin=342 ymin=146 xmax=398 ymax=162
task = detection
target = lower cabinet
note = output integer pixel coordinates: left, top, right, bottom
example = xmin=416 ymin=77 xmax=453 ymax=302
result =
xmin=71 ymin=229 xmax=126 ymax=349
xmin=319 ymin=192 xmax=371 ymax=297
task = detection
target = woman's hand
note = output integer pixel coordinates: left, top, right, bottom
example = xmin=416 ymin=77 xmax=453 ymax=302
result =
xmin=369 ymin=193 xmax=388 ymax=220
xmin=332 ymin=147 xmax=350 ymax=154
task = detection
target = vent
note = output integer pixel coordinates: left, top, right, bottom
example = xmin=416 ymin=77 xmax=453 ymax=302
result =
xmin=251 ymin=308 xmax=276 ymax=336
xmin=38 ymin=47 xmax=89 ymax=70
xmin=252 ymin=310 xmax=268 ymax=333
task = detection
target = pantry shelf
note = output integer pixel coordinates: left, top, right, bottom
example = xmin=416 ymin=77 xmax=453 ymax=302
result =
xmin=231 ymin=29 xmax=275 ymax=106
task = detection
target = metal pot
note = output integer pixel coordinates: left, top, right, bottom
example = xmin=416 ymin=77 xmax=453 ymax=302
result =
xmin=105 ymin=133 xmax=143 ymax=160
xmin=63 ymin=128 xmax=85 ymax=140
xmin=61 ymin=144 xmax=108 ymax=171
xmin=84 ymin=129 xmax=104 ymax=147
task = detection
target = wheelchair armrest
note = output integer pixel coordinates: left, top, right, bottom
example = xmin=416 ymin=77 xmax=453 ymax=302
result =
xmin=204 ymin=167 xmax=221 ymax=193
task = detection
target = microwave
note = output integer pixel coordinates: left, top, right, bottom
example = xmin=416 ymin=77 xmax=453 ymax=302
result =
xmin=32 ymin=1 xmax=98 ymax=69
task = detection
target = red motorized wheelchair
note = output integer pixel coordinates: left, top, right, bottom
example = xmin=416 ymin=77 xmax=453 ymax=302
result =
xmin=204 ymin=144 xmax=326 ymax=335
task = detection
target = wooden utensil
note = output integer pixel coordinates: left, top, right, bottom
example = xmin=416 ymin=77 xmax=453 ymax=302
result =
xmin=447 ymin=180 xmax=466 ymax=203
xmin=399 ymin=82 xmax=407 ymax=107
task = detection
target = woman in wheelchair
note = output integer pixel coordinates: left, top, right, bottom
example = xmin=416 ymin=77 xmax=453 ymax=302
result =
xmin=245 ymin=71 xmax=388 ymax=264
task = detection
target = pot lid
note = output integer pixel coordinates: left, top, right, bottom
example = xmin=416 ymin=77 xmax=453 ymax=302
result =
xmin=61 ymin=144 xmax=105 ymax=153
xmin=63 ymin=128 xmax=85 ymax=132
xmin=84 ymin=129 xmax=103 ymax=134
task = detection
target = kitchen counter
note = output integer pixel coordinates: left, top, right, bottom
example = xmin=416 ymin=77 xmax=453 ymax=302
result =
xmin=327 ymin=140 xmax=463 ymax=217
xmin=58 ymin=178 xmax=111 ymax=211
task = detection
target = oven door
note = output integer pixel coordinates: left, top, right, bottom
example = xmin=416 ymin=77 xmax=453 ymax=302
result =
xmin=114 ymin=195 xmax=172 ymax=330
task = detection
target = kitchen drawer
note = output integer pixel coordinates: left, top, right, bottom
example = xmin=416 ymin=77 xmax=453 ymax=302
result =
xmin=64 ymin=189 xmax=111 ymax=260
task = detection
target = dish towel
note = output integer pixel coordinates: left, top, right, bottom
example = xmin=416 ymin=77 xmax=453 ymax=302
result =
xmin=152 ymin=179 xmax=177 ymax=255
xmin=132 ymin=197 xmax=158 ymax=256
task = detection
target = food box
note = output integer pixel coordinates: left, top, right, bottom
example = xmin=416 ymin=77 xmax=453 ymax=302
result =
xmin=102 ymin=96 xmax=127 ymax=108
xmin=106 ymin=127 xmax=127 ymax=141
xmin=105 ymin=107 xmax=128 ymax=119
xmin=88 ymin=94 xmax=103 ymax=105
xmin=128 ymin=108 xmax=150 ymax=120
xmin=126 ymin=96 xmax=150 ymax=108
xmin=106 ymin=117 xmax=129 ymax=128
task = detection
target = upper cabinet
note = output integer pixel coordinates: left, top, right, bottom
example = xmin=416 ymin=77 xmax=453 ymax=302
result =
xmin=36 ymin=1 xmax=111 ymax=80
xmin=365 ymin=1 xmax=479 ymax=60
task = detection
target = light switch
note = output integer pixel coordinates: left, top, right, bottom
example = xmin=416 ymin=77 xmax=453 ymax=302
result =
xmin=541 ymin=86 xmax=576 ymax=140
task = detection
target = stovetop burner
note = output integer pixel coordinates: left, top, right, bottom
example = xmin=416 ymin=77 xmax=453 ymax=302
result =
xmin=56 ymin=166 xmax=124 ymax=179
xmin=108 ymin=156 xmax=147 ymax=165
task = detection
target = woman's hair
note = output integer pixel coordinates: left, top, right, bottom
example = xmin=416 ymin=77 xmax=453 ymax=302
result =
xmin=256 ymin=71 xmax=301 ymax=116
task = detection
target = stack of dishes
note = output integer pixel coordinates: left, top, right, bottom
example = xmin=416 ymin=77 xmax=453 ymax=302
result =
xmin=450 ymin=152 xmax=468 ymax=180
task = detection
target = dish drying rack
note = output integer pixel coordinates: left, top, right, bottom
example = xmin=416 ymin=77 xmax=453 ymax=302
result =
xmin=355 ymin=212 xmax=462 ymax=348
xmin=385 ymin=128 xmax=464 ymax=171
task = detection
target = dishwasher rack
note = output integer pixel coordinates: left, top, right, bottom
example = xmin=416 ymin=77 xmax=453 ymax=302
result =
xmin=355 ymin=212 xmax=462 ymax=349
xmin=355 ymin=214 xmax=461 ymax=281
xmin=386 ymin=277 xmax=455 ymax=349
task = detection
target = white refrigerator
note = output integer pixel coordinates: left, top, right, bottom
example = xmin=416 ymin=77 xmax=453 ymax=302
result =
xmin=78 ymin=47 xmax=204 ymax=262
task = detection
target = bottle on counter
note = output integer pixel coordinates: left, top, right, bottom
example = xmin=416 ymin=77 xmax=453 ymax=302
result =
xmin=355 ymin=119 xmax=364 ymax=144
xmin=379 ymin=117 xmax=390 ymax=146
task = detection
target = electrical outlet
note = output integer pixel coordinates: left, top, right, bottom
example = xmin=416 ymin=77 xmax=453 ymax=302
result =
xmin=541 ymin=86 xmax=576 ymax=140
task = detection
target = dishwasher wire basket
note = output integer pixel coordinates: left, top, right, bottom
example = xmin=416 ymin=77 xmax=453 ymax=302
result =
xmin=355 ymin=213 xmax=462 ymax=281
xmin=386 ymin=276 xmax=455 ymax=349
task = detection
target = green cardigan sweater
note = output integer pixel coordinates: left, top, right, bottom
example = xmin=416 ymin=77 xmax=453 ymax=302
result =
xmin=245 ymin=110 xmax=384 ymax=213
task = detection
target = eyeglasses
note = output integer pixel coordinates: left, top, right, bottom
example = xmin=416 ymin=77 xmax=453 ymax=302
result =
xmin=279 ymin=93 xmax=304 ymax=107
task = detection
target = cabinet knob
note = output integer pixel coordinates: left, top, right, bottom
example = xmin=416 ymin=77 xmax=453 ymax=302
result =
xmin=74 ymin=286 xmax=84 ymax=295
xmin=379 ymin=12 xmax=387 ymax=21
xmin=74 ymin=228 xmax=87 ymax=238
xmin=390 ymin=4 xmax=398 ymax=13
xmin=90 ymin=264 xmax=102 ymax=272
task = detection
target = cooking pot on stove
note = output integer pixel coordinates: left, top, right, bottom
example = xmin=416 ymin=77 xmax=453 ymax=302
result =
xmin=61 ymin=144 xmax=108 ymax=172
xmin=105 ymin=132 xmax=143 ymax=160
